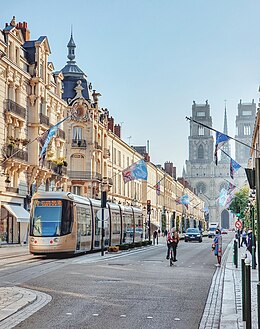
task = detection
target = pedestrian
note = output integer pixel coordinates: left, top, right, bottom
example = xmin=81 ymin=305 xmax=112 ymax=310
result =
xmin=247 ymin=229 xmax=257 ymax=266
xmin=212 ymin=229 xmax=222 ymax=266
xmin=164 ymin=229 xmax=168 ymax=237
xmin=166 ymin=227 xmax=180 ymax=262
xmin=158 ymin=228 xmax=161 ymax=236
xmin=153 ymin=230 xmax=158 ymax=245
xmin=240 ymin=229 xmax=247 ymax=247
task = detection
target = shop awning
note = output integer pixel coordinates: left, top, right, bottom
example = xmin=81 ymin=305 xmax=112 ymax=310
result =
xmin=3 ymin=204 xmax=30 ymax=222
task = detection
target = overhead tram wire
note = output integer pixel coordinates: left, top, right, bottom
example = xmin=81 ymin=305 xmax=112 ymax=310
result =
xmin=185 ymin=116 xmax=260 ymax=153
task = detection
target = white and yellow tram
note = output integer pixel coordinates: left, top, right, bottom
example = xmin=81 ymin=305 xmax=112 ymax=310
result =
xmin=29 ymin=192 xmax=144 ymax=255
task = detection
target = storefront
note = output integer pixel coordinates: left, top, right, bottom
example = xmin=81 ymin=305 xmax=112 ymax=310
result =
xmin=0 ymin=204 xmax=30 ymax=245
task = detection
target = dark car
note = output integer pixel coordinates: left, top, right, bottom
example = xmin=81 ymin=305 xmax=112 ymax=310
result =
xmin=184 ymin=228 xmax=202 ymax=242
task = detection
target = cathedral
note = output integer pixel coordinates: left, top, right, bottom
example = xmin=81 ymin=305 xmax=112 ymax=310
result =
xmin=184 ymin=100 xmax=256 ymax=228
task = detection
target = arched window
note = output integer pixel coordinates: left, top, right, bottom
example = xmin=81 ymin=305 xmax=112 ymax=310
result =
xmin=198 ymin=145 xmax=204 ymax=159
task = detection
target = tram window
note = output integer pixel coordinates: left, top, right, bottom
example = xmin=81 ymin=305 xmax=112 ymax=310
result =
xmin=111 ymin=211 xmax=120 ymax=234
xmin=31 ymin=199 xmax=73 ymax=237
xmin=77 ymin=207 xmax=91 ymax=236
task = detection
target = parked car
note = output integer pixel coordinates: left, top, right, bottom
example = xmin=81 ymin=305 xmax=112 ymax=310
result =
xmin=221 ymin=228 xmax=228 ymax=234
xmin=184 ymin=228 xmax=202 ymax=242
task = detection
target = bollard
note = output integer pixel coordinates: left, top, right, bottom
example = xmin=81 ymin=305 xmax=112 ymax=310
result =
xmin=245 ymin=258 xmax=252 ymax=329
xmin=241 ymin=255 xmax=246 ymax=321
xmin=233 ymin=239 xmax=238 ymax=268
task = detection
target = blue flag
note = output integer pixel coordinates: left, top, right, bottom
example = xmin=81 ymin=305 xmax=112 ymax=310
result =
xmin=122 ymin=159 xmax=148 ymax=183
xmin=39 ymin=117 xmax=69 ymax=159
xmin=214 ymin=131 xmax=230 ymax=165
xmin=230 ymin=158 xmax=241 ymax=179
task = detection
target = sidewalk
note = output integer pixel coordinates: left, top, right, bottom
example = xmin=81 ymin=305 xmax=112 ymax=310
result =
xmin=0 ymin=240 xmax=258 ymax=328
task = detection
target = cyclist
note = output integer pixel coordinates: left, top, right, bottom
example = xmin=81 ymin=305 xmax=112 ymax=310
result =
xmin=166 ymin=227 xmax=180 ymax=262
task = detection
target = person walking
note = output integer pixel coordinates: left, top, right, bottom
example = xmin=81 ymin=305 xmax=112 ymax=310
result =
xmin=166 ymin=228 xmax=180 ymax=262
xmin=247 ymin=229 xmax=257 ymax=266
xmin=153 ymin=230 xmax=158 ymax=245
xmin=212 ymin=229 xmax=222 ymax=266
xmin=240 ymin=229 xmax=247 ymax=247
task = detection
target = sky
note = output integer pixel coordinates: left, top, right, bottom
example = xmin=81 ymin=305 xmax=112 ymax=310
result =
xmin=2 ymin=0 xmax=260 ymax=176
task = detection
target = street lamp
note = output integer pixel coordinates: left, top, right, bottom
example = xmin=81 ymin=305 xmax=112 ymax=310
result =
xmin=248 ymin=195 xmax=256 ymax=270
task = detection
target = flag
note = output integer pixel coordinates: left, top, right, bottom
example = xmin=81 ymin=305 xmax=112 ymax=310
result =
xmin=219 ymin=188 xmax=228 ymax=207
xmin=214 ymin=131 xmax=230 ymax=165
xmin=37 ymin=130 xmax=48 ymax=161
xmin=39 ymin=117 xmax=70 ymax=159
xmin=122 ymin=159 xmax=148 ymax=183
xmin=155 ymin=181 xmax=160 ymax=195
xmin=227 ymin=181 xmax=236 ymax=193
xmin=176 ymin=194 xmax=190 ymax=209
xmin=230 ymin=158 xmax=241 ymax=179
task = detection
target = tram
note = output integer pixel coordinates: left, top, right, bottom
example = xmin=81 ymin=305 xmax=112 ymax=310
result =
xmin=29 ymin=191 xmax=144 ymax=255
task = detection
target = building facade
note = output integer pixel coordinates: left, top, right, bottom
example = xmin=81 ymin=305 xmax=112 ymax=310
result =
xmin=185 ymin=100 xmax=255 ymax=228
xmin=0 ymin=17 xmax=205 ymax=244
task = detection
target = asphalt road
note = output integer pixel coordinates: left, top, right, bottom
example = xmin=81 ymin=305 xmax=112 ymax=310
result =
xmin=2 ymin=235 xmax=232 ymax=329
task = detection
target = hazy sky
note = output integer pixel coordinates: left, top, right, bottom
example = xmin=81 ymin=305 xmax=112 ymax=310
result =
xmin=2 ymin=1 xmax=260 ymax=176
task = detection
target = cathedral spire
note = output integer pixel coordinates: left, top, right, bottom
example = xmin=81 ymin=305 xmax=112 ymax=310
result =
xmin=67 ymin=27 xmax=76 ymax=62
xmin=223 ymin=100 xmax=228 ymax=134
xmin=221 ymin=101 xmax=231 ymax=163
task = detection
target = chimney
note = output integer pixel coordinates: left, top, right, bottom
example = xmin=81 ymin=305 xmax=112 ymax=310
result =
xmin=16 ymin=21 xmax=30 ymax=41
xmin=114 ymin=124 xmax=121 ymax=138
xmin=108 ymin=117 xmax=114 ymax=132
xmin=164 ymin=161 xmax=176 ymax=179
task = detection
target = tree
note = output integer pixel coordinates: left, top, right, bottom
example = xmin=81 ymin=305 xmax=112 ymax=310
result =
xmin=228 ymin=186 xmax=249 ymax=219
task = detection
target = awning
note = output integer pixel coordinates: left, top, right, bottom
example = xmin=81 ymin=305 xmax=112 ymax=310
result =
xmin=3 ymin=204 xmax=30 ymax=222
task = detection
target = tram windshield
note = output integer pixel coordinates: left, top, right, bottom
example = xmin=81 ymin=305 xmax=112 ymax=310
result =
xmin=30 ymin=199 xmax=73 ymax=237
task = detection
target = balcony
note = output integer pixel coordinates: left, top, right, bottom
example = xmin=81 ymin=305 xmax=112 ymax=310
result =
xmin=67 ymin=171 xmax=102 ymax=181
xmin=39 ymin=113 xmax=50 ymax=127
xmin=71 ymin=139 xmax=87 ymax=148
xmin=6 ymin=146 xmax=28 ymax=161
xmin=5 ymin=99 xmax=26 ymax=119
xmin=103 ymin=148 xmax=110 ymax=159
xmin=57 ymin=128 xmax=65 ymax=140
xmin=6 ymin=187 xmax=19 ymax=193
xmin=94 ymin=141 xmax=102 ymax=150
xmin=46 ymin=161 xmax=67 ymax=175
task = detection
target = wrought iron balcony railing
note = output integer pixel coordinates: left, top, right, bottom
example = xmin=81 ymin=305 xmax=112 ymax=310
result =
xmin=67 ymin=171 xmax=102 ymax=181
xmin=57 ymin=128 xmax=65 ymax=140
xmin=6 ymin=146 xmax=28 ymax=161
xmin=71 ymin=139 xmax=87 ymax=148
xmin=39 ymin=113 xmax=50 ymax=126
xmin=6 ymin=187 xmax=19 ymax=193
xmin=5 ymin=99 xmax=26 ymax=119
xmin=94 ymin=141 xmax=102 ymax=150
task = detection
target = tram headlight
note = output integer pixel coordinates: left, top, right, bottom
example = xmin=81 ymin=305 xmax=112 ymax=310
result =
xmin=30 ymin=237 xmax=34 ymax=242
xmin=54 ymin=238 xmax=59 ymax=243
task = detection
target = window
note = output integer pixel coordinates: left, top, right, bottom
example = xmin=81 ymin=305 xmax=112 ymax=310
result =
xmin=197 ymin=111 xmax=205 ymax=117
xmin=243 ymin=124 xmax=251 ymax=136
xmin=73 ymin=186 xmax=81 ymax=195
xmin=242 ymin=110 xmax=251 ymax=116
xmin=198 ymin=126 xmax=204 ymax=136
xmin=198 ymin=145 xmax=204 ymax=159
xmin=73 ymin=127 xmax=82 ymax=140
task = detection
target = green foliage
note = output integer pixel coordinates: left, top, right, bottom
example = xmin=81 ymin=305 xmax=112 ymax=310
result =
xmin=229 ymin=186 xmax=249 ymax=218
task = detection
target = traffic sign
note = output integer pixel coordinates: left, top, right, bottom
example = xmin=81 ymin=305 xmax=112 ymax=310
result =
xmin=235 ymin=220 xmax=242 ymax=229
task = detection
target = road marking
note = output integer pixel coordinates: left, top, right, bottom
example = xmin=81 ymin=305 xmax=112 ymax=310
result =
xmin=147 ymin=316 xmax=153 ymax=319
xmin=174 ymin=317 xmax=180 ymax=321
xmin=66 ymin=313 xmax=72 ymax=315
xmin=93 ymin=314 xmax=99 ymax=316
xmin=120 ymin=315 xmax=126 ymax=317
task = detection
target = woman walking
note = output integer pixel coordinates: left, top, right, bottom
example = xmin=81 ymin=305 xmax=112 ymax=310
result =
xmin=212 ymin=229 xmax=222 ymax=266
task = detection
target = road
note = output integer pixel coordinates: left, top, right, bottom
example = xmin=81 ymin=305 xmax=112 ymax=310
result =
xmin=1 ymin=234 xmax=233 ymax=329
